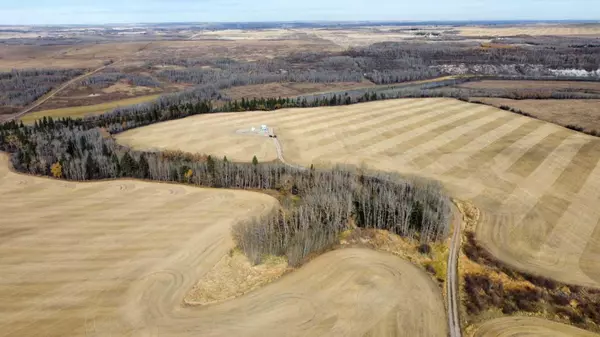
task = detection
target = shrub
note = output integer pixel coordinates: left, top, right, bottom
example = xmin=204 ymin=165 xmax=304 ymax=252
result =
xmin=418 ymin=243 xmax=432 ymax=255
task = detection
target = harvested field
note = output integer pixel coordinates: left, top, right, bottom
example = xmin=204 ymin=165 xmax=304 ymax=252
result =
xmin=116 ymin=118 xmax=279 ymax=162
xmin=458 ymin=24 xmax=600 ymax=37
xmin=119 ymin=98 xmax=600 ymax=287
xmin=21 ymin=94 xmax=161 ymax=124
xmin=460 ymin=80 xmax=600 ymax=93
xmin=0 ymin=150 xmax=447 ymax=336
xmin=473 ymin=97 xmax=600 ymax=133
xmin=472 ymin=317 xmax=600 ymax=337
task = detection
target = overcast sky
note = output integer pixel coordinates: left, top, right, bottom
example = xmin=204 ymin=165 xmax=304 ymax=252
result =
xmin=1 ymin=0 xmax=598 ymax=25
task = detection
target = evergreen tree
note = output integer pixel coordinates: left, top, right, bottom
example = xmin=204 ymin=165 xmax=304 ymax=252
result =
xmin=252 ymin=155 xmax=259 ymax=166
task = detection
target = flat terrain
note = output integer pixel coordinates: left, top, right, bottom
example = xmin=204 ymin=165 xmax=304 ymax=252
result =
xmin=458 ymin=24 xmax=600 ymax=37
xmin=0 ymin=39 xmax=341 ymax=70
xmin=21 ymin=94 xmax=161 ymax=123
xmin=459 ymin=80 xmax=600 ymax=93
xmin=474 ymin=97 xmax=600 ymax=133
xmin=0 ymin=152 xmax=446 ymax=337
xmin=223 ymin=81 xmax=375 ymax=100
xmin=117 ymin=118 xmax=279 ymax=162
xmin=119 ymin=98 xmax=600 ymax=287
xmin=473 ymin=317 xmax=600 ymax=336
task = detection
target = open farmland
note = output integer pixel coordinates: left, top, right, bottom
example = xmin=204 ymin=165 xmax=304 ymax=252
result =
xmin=473 ymin=317 xmax=600 ymax=337
xmin=471 ymin=97 xmax=600 ymax=134
xmin=459 ymin=80 xmax=600 ymax=93
xmin=0 ymin=152 xmax=447 ymax=337
xmin=457 ymin=24 xmax=600 ymax=37
xmin=118 ymin=98 xmax=600 ymax=288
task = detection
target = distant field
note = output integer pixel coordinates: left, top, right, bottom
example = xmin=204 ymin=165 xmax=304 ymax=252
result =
xmin=473 ymin=97 xmax=600 ymax=133
xmin=458 ymin=24 xmax=600 ymax=37
xmin=473 ymin=317 xmax=600 ymax=337
xmin=118 ymin=98 xmax=600 ymax=288
xmin=21 ymin=94 xmax=160 ymax=123
xmin=459 ymin=80 xmax=600 ymax=93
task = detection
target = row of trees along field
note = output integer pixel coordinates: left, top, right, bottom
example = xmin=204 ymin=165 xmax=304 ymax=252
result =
xmin=0 ymin=92 xmax=452 ymax=266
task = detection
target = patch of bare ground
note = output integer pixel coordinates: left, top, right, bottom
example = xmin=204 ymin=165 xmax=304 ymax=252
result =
xmin=185 ymin=249 xmax=288 ymax=305
xmin=223 ymin=81 xmax=375 ymax=100
xmin=455 ymin=200 xmax=600 ymax=336
xmin=473 ymin=97 xmax=600 ymax=134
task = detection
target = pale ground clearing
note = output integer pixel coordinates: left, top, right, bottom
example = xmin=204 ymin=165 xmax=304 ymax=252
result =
xmin=118 ymin=98 xmax=600 ymax=289
xmin=458 ymin=24 xmax=600 ymax=37
xmin=472 ymin=317 xmax=600 ymax=337
xmin=0 ymin=152 xmax=447 ymax=337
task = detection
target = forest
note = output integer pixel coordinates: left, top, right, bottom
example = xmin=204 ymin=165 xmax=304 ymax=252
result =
xmin=0 ymin=68 xmax=85 ymax=108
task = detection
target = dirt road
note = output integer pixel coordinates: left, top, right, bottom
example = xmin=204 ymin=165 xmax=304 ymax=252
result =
xmin=447 ymin=208 xmax=463 ymax=337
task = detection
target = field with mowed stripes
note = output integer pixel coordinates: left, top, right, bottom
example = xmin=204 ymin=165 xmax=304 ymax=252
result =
xmin=0 ymin=152 xmax=447 ymax=337
xmin=118 ymin=98 xmax=600 ymax=288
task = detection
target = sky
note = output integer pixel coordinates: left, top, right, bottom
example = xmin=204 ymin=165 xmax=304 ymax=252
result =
xmin=0 ymin=0 xmax=598 ymax=25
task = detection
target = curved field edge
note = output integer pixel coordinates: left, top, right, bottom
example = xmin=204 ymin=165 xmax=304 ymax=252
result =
xmin=471 ymin=317 xmax=600 ymax=337
xmin=115 ymin=98 xmax=600 ymax=288
xmin=0 ymin=152 xmax=447 ymax=337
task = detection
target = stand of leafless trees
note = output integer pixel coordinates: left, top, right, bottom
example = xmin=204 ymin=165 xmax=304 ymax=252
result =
xmin=0 ymin=68 xmax=85 ymax=107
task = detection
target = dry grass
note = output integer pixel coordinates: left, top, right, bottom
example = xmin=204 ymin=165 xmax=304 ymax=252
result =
xmin=224 ymin=81 xmax=375 ymax=100
xmin=458 ymin=24 xmax=600 ymax=37
xmin=460 ymin=80 xmax=600 ymax=92
xmin=185 ymin=249 xmax=288 ymax=305
xmin=473 ymin=97 xmax=600 ymax=133
xmin=21 ymin=94 xmax=160 ymax=123
xmin=119 ymin=98 xmax=600 ymax=288
xmin=471 ymin=317 xmax=600 ymax=337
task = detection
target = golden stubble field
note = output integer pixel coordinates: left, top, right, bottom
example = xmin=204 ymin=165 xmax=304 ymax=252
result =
xmin=0 ymin=153 xmax=447 ymax=337
xmin=472 ymin=317 xmax=600 ymax=337
xmin=118 ymin=98 xmax=600 ymax=290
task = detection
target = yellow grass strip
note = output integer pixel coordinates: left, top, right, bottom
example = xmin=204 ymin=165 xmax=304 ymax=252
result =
xmin=20 ymin=94 xmax=161 ymax=124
